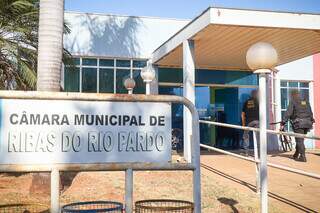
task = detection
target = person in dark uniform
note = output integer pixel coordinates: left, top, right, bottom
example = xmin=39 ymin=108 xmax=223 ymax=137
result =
xmin=281 ymin=89 xmax=315 ymax=162
xmin=242 ymin=90 xmax=259 ymax=156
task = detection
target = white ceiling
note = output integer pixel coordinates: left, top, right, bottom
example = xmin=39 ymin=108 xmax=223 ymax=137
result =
xmin=152 ymin=7 xmax=320 ymax=71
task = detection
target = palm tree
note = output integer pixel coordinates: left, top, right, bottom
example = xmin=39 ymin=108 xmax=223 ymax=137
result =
xmin=0 ymin=0 xmax=71 ymax=90
xmin=0 ymin=0 xmax=38 ymax=89
xmin=37 ymin=0 xmax=64 ymax=91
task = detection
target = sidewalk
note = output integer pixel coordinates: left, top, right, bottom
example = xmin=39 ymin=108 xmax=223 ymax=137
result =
xmin=0 ymin=151 xmax=319 ymax=212
xmin=201 ymin=150 xmax=320 ymax=213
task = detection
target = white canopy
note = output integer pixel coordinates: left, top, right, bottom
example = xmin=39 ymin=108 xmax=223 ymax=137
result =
xmin=152 ymin=7 xmax=320 ymax=70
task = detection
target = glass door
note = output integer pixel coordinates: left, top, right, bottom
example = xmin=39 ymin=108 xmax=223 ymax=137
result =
xmin=196 ymin=87 xmax=216 ymax=146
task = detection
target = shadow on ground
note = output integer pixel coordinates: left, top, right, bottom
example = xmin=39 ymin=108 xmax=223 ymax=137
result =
xmin=217 ymin=197 xmax=239 ymax=213
xmin=201 ymin=163 xmax=318 ymax=213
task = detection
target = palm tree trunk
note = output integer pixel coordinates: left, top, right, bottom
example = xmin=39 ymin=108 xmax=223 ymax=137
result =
xmin=32 ymin=0 xmax=64 ymax=209
xmin=37 ymin=0 xmax=64 ymax=91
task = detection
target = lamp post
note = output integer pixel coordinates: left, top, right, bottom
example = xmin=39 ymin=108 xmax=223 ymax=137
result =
xmin=124 ymin=78 xmax=136 ymax=95
xmin=246 ymin=42 xmax=278 ymax=213
xmin=123 ymin=77 xmax=135 ymax=212
xmin=141 ymin=65 xmax=155 ymax=95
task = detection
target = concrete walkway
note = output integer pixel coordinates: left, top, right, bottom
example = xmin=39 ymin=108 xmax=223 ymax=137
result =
xmin=200 ymin=150 xmax=320 ymax=213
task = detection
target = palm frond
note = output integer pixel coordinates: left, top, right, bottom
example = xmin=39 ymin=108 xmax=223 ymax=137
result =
xmin=0 ymin=0 xmax=71 ymax=90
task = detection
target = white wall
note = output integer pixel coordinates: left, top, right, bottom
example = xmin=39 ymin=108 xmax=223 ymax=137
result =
xmin=64 ymin=12 xmax=189 ymax=59
xmin=277 ymin=56 xmax=313 ymax=81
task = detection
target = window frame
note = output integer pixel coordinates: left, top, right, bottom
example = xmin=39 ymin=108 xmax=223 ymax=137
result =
xmin=64 ymin=57 xmax=147 ymax=94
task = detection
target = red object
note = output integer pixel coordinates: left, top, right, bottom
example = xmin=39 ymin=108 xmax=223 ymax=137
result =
xmin=313 ymin=54 xmax=320 ymax=148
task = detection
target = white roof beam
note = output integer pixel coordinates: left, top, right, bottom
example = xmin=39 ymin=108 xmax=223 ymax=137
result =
xmin=151 ymin=8 xmax=211 ymax=63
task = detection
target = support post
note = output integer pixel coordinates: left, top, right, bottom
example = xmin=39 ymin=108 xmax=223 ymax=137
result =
xmin=308 ymin=81 xmax=316 ymax=148
xmin=274 ymin=70 xmax=281 ymax=130
xmin=51 ymin=168 xmax=60 ymax=213
xmin=146 ymin=83 xmax=151 ymax=95
xmin=183 ymin=39 xmax=195 ymax=162
xmin=255 ymin=69 xmax=270 ymax=213
xmin=190 ymin=103 xmax=201 ymax=213
xmin=253 ymin=131 xmax=260 ymax=194
xmin=150 ymin=65 xmax=159 ymax=95
xmin=125 ymin=168 xmax=133 ymax=213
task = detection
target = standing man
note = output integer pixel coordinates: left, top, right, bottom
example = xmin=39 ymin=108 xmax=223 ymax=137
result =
xmin=281 ymin=90 xmax=314 ymax=162
xmin=242 ymin=90 xmax=259 ymax=156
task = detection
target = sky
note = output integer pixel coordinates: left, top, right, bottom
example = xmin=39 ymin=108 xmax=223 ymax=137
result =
xmin=65 ymin=0 xmax=320 ymax=19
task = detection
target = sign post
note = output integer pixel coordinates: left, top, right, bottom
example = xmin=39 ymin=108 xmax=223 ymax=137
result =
xmin=51 ymin=168 xmax=60 ymax=212
xmin=125 ymin=168 xmax=133 ymax=212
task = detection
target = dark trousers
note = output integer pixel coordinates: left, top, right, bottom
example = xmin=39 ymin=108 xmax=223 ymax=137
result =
xmin=243 ymin=120 xmax=259 ymax=151
xmin=293 ymin=128 xmax=309 ymax=157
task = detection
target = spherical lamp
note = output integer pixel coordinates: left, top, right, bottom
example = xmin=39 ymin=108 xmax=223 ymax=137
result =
xmin=141 ymin=66 xmax=155 ymax=95
xmin=246 ymin=42 xmax=278 ymax=73
xmin=124 ymin=78 xmax=136 ymax=94
xmin=141 ymin=67 xmax=155 ymax=83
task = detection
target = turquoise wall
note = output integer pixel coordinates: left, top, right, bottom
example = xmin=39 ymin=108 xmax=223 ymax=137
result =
xmin=158 ymin=68 xmax=258 ymax=86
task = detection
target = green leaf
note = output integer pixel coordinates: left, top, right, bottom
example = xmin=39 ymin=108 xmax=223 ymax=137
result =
xmin=0 ymin=0 xmax=71 ymax=90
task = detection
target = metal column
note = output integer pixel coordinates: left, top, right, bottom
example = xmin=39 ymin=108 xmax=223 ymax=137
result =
xmin=125 ymin=168 xmax=133 ymax=213
xmin=183 ymin=39 xmax=195 ymax=163
xmin=150 ymin=65 xmax=159 ymax=95
xmin=253 ymin=131 xmax=261 ymax=194
xmin=256 ymin=70 xmax=270 ymax=213
xmin=273 ymin=70 xmax=282 ymax=131
xmin=145 ymin=83 xmax=151 ymax=95
xmin=191 ymin=109 xmax=201 ymax=213
xmin=51 ymin=168 xmax=60 ymax=213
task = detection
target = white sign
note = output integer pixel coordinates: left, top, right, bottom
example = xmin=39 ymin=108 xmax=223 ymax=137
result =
xmin=0 ymin=99 xmax=171 ymax=164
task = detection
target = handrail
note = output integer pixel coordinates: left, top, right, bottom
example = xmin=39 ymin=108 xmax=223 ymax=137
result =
xmin=200 ymin=144 xmax=320 ymax=180
xmin=200 ymin=120 xmax=320 ymax=140
xmin=200 ymin=119 xmax=320 ymax=180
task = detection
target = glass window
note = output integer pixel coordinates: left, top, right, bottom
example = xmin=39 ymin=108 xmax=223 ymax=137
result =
xmin=299 ymin=82 xmax=309 ymax=88
xmin=280 ymin=80 xmax=310 ymax=131
xmin=116 ymin=69 xmax=131 ymax=93
xmin=281 ymin=111 xmax=285 ymax=120
xmin=82 ymin=58 xmax=97 ymax=66
xmin=64 ymin=67 xmax=80 ymax=92
xmin=64 ymin=58 xmax=80 ymax=67
xmin=288 ymin=81 xmax=299 ymax=87
xmin=116 ymin=60 xmax=131 ymax=68
xmin=288 ymin=88 xmax=296 ymax=100
xmin=281 ymin=88 xmax=288 ymax=109
xmin=82 ymin=68 xmax=97 ymax=93
xmin=99 ymin=68 xmax=114 ymax=93
xmin=280 ymin=81 xmax=287 ymax=87
xmin=64 ymin=57 xmax=149 ymax=94
xmin=73 ymin=58 xmax=80 ymax=65
xmin=133 ymin=60 xmax=147 ymax=68
xmin=100 ymin=59 xmax=114 ymax=67
xmin=158 ymin=68 xmax=183 ymax=83
xmin=132 ymin=70 xmax=145 ymax=94
xmin=159 ymin=86 xmax=183 ymax=129
xmin=300 ymin=89 xmax=309 ymax=100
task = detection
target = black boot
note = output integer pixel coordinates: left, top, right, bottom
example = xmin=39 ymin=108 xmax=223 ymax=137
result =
xmin=292 ymin=152 xmax=299 ymax=160
xmin=297 ymin=155 xmax=307 ymax=162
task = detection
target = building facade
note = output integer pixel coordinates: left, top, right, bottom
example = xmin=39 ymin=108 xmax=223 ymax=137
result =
xmin=63 ymin=10 xmax=320 ymax=150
